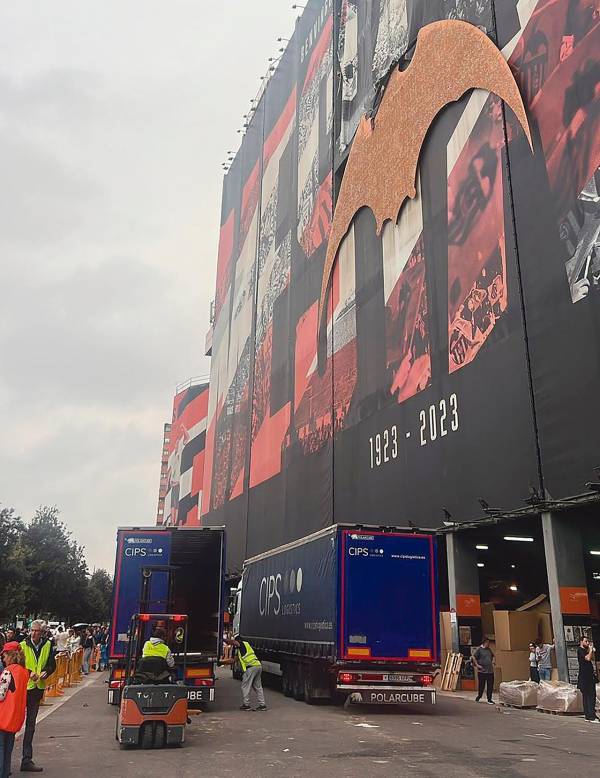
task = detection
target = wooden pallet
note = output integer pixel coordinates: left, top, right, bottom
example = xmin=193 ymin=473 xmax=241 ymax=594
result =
xmin=536 ymin=707 xmax=582 ymax=716
xmin=441 ymin=652 xmax=463 ymax=691
xmin=499 ymin=702 xmax=537 ymax=710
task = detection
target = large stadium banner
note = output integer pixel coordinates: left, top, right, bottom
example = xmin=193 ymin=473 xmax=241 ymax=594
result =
xmin=497 ymin=0 xmax=600 ymax=500
xmin=163 ymin=382 xmax=209 ymax=528
xmin=203 ymin=0 xmax=597 ymax=573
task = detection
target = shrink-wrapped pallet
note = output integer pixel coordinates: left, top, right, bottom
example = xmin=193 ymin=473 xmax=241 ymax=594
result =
xmin=499 ymin=680 xmax=538 ymax=708
xmin=537 ymin=681 xmax=583 ymax=713
xmin=596 ymin=684 xmax=600 ymax=715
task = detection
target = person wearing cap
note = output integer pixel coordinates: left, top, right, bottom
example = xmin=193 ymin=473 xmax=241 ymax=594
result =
xmin=20 ymin=620 xmax=56 ymax=773
xmin=221 ymin=636 xmax=267 ymax=711
xmin=0 ymin=642 xmax=28 ymax=778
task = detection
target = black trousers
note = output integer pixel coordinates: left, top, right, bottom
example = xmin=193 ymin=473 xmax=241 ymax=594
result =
xmin=580 ymin=684 xmax=597 ymax=721
xmin=477 ymin=672 xmax=494 ymax=702
xmin=22 ymin=687 xmax=44 ymax=764
xmin=529 ymin=666 xmax=540 ymax=683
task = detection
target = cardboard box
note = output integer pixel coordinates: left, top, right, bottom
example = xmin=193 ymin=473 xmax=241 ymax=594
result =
xmin=493 ymin=611 xmax=539 ymax=651
xmin=495 ymin=650 xmax=530 ymax=682
xmin=481 ymin=602 xmax=495 ymax=637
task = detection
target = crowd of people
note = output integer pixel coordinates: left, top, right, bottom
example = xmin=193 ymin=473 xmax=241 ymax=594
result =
xmin=0 ymin=620 xmax=110 ymax=775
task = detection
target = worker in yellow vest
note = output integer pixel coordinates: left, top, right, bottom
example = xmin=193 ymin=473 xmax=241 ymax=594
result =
xmin=20 ymin=619 xmax=56 ymax=773
xmin=222 ymin=636 xmax=267 ymax=711
xmin=142 ymin=627 xmax=175 ymax=669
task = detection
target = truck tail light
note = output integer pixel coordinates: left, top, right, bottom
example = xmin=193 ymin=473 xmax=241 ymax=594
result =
xmin=194 ymin=679 xmax=214 ymax=687
xmin=138 ymin=614 xmax=151 ymax=622
xmin=109 ymin=680 xmax=124 ymax=689
xmin=185 ymin=668 xmax=212 ymax=678
xmin=420 ymin=675 xmax=433 ymax=686
xmin=338 ymin=672 xmax=357 ymax=683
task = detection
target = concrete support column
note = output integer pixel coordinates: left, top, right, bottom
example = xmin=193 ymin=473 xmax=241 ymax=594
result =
xmin=447 ymin=532 xmax=481 ymax=653
xmin=542 ymin=512 xmax=590 ymax=682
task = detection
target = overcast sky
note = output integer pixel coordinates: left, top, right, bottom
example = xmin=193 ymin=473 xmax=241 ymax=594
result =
xmin=0 ymin=1 xmax=296 ymax=572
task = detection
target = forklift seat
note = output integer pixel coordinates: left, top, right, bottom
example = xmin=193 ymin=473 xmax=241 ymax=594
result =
xmin=132 ymin=655 xmax=172 ymax=684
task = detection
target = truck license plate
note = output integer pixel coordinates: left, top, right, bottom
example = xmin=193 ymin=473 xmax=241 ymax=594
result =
xmin=368 ymin=690 xmax=434 ymax=704
xmin=385 ymin=674 xmax=414 ymax=683
xmin=187 ymin=690 xmax=203 ymax=701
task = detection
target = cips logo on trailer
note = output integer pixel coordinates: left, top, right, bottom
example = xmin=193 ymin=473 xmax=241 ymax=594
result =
xmin=259 ymin=567 xmax=303 ymax=616
xmin=348 ymin=536 xmax=385 ymax=558
xmin=124 ymin=537 xmax=164 ymax=558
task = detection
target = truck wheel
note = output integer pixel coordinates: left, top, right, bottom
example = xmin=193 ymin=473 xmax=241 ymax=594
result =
xmin=281 ymin=668 xmax=292 ymax=697
xmin=293 ymin=667 xmax=304 ymax=701
xmin=303 ymin=674 xmax=317 ymax=705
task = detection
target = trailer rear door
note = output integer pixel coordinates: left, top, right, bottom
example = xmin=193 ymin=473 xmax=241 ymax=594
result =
xmin=340 ymin=530 xmax=438 ymax=663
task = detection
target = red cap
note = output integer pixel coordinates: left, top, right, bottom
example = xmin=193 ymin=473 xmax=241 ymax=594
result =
xmin=2 ymin=641 xmax=20 ymax=652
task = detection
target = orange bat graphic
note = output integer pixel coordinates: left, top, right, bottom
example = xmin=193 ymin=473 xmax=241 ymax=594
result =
xmin=319 ymin=20 xmax=533 ymax=335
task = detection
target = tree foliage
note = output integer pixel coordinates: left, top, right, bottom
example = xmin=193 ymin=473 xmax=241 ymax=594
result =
xmin=0 ymin=504 xmax=112 ymax=624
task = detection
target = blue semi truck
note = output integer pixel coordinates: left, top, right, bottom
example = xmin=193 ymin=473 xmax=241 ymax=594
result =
xmin=232 ymin=525 xmax=439 ymax=705
xmin=108 ymin=526 xmax=225 ymax=708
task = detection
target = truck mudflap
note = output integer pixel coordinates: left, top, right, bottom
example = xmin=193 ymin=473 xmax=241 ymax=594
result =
xmin=338 ymin=685 xmax=436 ymax=705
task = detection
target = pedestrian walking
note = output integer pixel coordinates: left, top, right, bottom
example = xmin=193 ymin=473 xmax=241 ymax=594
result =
xmin=82 ymin=629 xmax=95 ymax=674
xmin=576 ymin=635 xmax=598 ymax=723
xmin=0 ymin=642 xmax=28 ymax=778
xmin=473 ymin=637 xmax=495 ymax=704
xmin=222 ymin=636 xmax=267 ymax=711
xmin=99 ymin=627 xmax=109 ymax=671
xmin=54 ymin=627 xmax=69 ymax=655
xmin=528 ymin=642 xmax=540 ymax=683
xmin=536 ymin=642 xmax=555 ymax=681
xmin=67 ymin=628 xmax=80 ymax=656
xmin=20 ymin=619 xmax=56 ymax=772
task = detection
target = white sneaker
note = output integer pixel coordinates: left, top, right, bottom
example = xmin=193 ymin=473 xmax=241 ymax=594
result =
xmin=486 ymin=701 xmax=495 ymax=705
xmin=587 ymin=718 xmax=600 ymax=724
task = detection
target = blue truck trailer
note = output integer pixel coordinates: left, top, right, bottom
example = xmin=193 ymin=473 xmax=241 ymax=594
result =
xmin=233 ymin=524 xmax=439 ymax=705
xmin=108 ymin=526 xmax=225 ymax=708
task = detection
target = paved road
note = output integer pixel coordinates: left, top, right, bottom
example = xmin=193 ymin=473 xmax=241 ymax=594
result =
xmin=23 ymin=671 xmax=599 ymax=777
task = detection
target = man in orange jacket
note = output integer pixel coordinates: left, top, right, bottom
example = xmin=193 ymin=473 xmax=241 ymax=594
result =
xmin=0 ymin=641 xmax=29 ymax=778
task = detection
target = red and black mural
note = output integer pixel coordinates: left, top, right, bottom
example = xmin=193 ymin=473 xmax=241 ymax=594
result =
xmin=202 ymin=0 xmax=600 ymax=574
xmin=163 ymin=381 xmax=209 ymax=528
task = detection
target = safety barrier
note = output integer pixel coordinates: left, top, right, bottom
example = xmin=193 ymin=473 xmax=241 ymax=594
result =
xmin=41 ymin=649 xmax=84 ymax=704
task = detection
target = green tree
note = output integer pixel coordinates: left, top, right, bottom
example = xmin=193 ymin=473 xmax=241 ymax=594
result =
xmin=22 ymin=506 xmax=90 ymax=622
xmin=0 ymin=506 xmax=30 ymax=620
xmin=86 ymin=569 xmax=113 ymax=623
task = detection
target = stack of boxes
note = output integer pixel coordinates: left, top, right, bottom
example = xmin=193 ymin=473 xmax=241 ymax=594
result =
xmin=438 ymin=598 xmax=556 ymax=691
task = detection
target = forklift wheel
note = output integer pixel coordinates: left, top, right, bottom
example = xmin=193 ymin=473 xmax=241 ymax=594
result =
xmin=153 ymin=723 xmax=166 ymax=749
xmin=141 ymin=723 xmax=154 ymax=749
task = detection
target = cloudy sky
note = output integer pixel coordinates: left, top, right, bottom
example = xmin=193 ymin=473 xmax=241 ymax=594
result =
xmin=0 ymin=1 xmax=296 ymax=572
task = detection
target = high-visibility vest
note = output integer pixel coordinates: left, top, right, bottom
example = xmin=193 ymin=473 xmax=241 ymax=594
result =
xmin=0 ymin=664 xmax=29 ymax=732
xmin=20 ymin=640 xmax=52 ymax=690
xmin=238 ymin=641 xmax=261 ymax=672
xmin=142 ymin=640 xmax=170 ymax=659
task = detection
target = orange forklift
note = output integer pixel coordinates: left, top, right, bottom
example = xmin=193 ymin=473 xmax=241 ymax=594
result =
xmin=116 ymin=613 xmax=189 ymax=748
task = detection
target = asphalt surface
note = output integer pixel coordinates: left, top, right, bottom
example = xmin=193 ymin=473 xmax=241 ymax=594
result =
xmin=19 ymin=670 xmax=599 ymax=777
